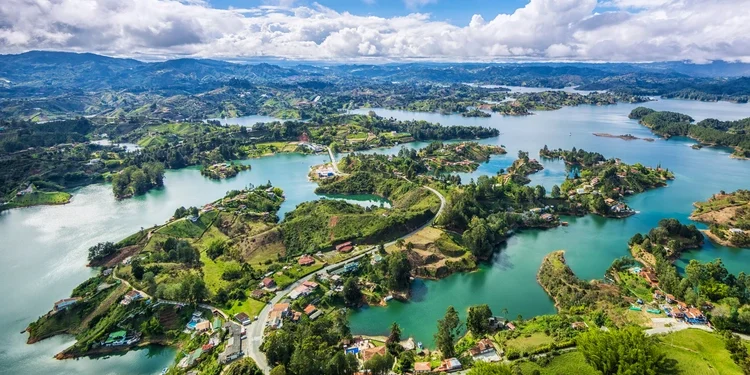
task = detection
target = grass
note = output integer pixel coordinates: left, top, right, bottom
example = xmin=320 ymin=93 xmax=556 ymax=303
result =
xmin=505 ymin=332 xmax=556 ymax=352
xmin=618 ymin=271 xmax=654 ymax=301
xmin=658 ymin=329 xmax=743 ymax=375
xmin=225 ymin=297 xmax=266 ymax=318
xmin=518 ymin=351 xmax=598 ymax=375
xmin=8 ymin=191 xmax=71 ymax=208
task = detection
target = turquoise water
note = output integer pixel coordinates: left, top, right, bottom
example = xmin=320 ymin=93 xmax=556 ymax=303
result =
xmin=1 ymin=98 xmax=749 ymax=372
xmin=347 ymin=99 xmax=750 ymax=344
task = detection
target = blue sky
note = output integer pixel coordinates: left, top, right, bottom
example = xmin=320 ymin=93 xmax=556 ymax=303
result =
xmin=209 ymin=0 xmax=533 ymax=25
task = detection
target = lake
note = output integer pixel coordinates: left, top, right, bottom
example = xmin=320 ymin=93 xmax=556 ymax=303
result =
xmin=1 ymin=98 xmax=749 ymax=372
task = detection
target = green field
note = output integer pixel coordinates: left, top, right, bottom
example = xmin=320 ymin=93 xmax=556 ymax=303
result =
xmin=518 ymin=351 xmax=599 ymax=375
xmin=6 ymin=191 xmax=71 ymax=209
xmin=658 ymin=330 xmax=743 ymax=375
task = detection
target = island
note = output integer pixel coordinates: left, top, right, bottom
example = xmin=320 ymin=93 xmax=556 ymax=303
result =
xmin=419 ymin=141 xmax=506 ymax=173
xmin=593 ymin=133 xmax=655 ymax=142
xmin=690 ymin=190 xmax=750 ymax=247
xmin=540 ymin=146 xmax=674 ymax=218
xmin=630 ymin=107 xmax=750 ymax=159
xmin=628 ymin=218 xmax=704 ymax=267
xmin=200 ymin=162 xmax=250 ymax=180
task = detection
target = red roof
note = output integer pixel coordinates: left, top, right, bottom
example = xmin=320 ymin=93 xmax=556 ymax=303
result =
xmin=298 ymin=255 xmax=315 ymax=266
xmin=262 ymin=277 xmax=276 ymax=287
xmin=335 ymin=241 xmax=353 ymax=251
xmin=304 ymin=304 xmax=317 ymax=315
xmin=414 ymin=362 xmax=431 ymax=372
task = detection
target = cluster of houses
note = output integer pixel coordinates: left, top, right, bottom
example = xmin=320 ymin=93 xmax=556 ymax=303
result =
xmin=218 ymin=322 xmax=243 ymax=364
xmin=632 ymin=266 xmax=709 ymax=325
xmin=102 ymin=330 xmax=140 ymax=347
xmin=121 ymin=290 xmax=144 ymax=305
xmin=289 ymin=280 xmax=319 ymax=300
xmin=180 ymin=311 xmax=236 ymax=369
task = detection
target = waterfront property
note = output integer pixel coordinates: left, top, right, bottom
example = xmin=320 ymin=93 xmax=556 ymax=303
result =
xmin=53 ymin=298 xmax=79 ymax=311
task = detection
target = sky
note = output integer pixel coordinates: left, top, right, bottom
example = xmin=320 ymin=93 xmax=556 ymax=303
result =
xmin=0 ymin=0 xmax=749 ymax=63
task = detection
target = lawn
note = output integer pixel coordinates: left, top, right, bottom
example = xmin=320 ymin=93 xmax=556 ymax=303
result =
xmin=158 ymin=211 xmax=218 ymax=238
xmin=224 ymin=297 xmax=266 ymax=318
xmin=658 ymin=329 xmax=743 ymax=375
xmin=518 ymin=351 xmax=599 ymax=375
xmin=618 ymin=271 xmax=654 ymax=301
xmin=9 ymin=191 xmax=71 ymax=208
xmin=504 ymin=332 xmax=556 ymax=353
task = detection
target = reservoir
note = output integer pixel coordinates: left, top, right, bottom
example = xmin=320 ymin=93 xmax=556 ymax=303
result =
xmin=1 ymin=98 xmax=749 ymax=372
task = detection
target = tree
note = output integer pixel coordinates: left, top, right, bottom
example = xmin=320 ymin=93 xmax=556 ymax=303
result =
xmin=463 ymin=217 xmax=496 ymax=259
xmin=386 ymin=322 xmax=403 ymax=356
xmin=131 ymin=259 xmax=145 ymax=280
xmin=577 ymin=327 xmax=678 ymax=375
xmin=396 ymin=238 xmax=405 ymax=249
xmin=551 ymin=185 xmax=561 ymax=198
xmin=87 ymin=242 xmax=118 ymax=261
xmin=397 ymin=350 xmax=415 ymax=373
xmin=364 ymin=353 xmax=395 ymax=375
xmin=467 ymin=304 xmax=493 ymax=336
xmin=225 ymin=358 xmax=263 ymax=375
xmin=387 ymin=251 xmax=412 ymax=291
xmin=468 ymin=362 xmax=513 ymax=375
xmin=270 ymin=365 xmax=287 ymax=375
xmin=207 ymin=238 xmax=228 ymax=260
xmin=326 ymin=352 xmax=358 ymax=375
xmin=435 ymin=306 xmax=462 ymax=358
xmin=343 ymin=277 xmax=362 ymax=306
xmin=534 ymin=185 xmax=546 ymax=200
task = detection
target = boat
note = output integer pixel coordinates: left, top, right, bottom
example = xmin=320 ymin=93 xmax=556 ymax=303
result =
xmin=561 ymin=221 xmax=569 ymax=226
xmin=160 ymin=368 xmax=169 ymax=375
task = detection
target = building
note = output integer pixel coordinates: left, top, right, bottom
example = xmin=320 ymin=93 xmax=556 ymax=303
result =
xmin=639 ymin=269 xmax=659 ymax=286
xmin=235 ymin=312 xmax=251 ymax=325
xmin=540 ymin=213 xmax=554 ymax=221
xmin=195 ymin=320 xmax=212 ymax=332
xmin=665 ymin=294 xmax=676 ymax=304
xmin=571 ymin=322 xmax=588 ymax=330
xmin=298 ymin=255 xmax=315 ymax=266
xmin=505 ymin=322 xmax=516 ymax=331
xmin=53 ymin=298 xmax=79 ymax=311
xmin=437 ymin=358 xmax=462 ymax=372
xmin=414 ymin=362 xmax=431 ymax=374
xmin=218 ymin=323 xmax=243 ymax=364
xmin=730 ymin=228 xmax=744 ymax=234
xmin=468 ymin=338 xmax=496 ymax=357
xmin=304 ymin=304 xmax=318 ymax=316
xmin=260 ymin=277 xmax=276 ymax=289
xmin=685 ymin=308 xmax=706 ymax=324
xmin=336 ymin=241 xmax=354 ymax=253
xmin=360 ymin=346 xmax=387 ymax=362
xmin=120 ymin=290 xmax=143 ymax=305
xmin=251 ymin=289 xmax=265 ymax=299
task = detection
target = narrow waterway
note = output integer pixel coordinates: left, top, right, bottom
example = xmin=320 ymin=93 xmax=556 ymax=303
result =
xmin=0 ymin=98 xmax=748 ymax=372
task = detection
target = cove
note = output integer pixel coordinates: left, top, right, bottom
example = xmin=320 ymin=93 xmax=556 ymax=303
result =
xmin=347 ymin=99 xmax=750 ymax=345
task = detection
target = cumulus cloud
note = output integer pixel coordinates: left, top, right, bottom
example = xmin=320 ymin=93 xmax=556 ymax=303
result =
xmin=0 ymin=0 xmax=749 ymax=62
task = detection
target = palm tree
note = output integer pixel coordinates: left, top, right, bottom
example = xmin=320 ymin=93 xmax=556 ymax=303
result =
xmin=396 ymin=238 xmax=405 ymax=250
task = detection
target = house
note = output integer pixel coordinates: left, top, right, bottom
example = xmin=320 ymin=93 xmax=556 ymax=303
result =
xmin=605 ymin=198 xmax=617 ymax=206
xmin=414 ymin=362 xmax=431 ymax=373
xmin=639 ymin=269 xmax=659 ymax=286
xmin=304 ymin=304 xmax=318 ymax=316
xmin=16 ymin=184 xmax=34 ymax=196
xmin=505 ymin=322 xmax=516 ymax=331
xmin=730 ymin=228 xmax=744 ymax=234
xmin=336 ymin=241 xmax=354 ymax=253
xmin=468 ymin=338 xmax=496 ymax=357
xmin=104 ymin=330 xmax=128 ymax=346
xmin=677 ymin=301 xmax=688 ymax=310
xmin=178 ymin=347 xmax=204 ymax=369
xmin=437 ymin=358 xmax=462 ymax=372
xmin=685 ymin=308 xmax=706 ymax=324
xmin=260 ymin=278 xmax=276 ymax=289
xmin=121 ymin=290 xmax=143 ymax=305
xmin=540 ymin=213 xmax=554 ymax=221
xmin=591 ymin=177 xmax=600 ymax=186
xmin=187 ymin=215 xmax=199 ymax=223
xmin=218 ymin=323 xmax=243 ymax=364
xmin=371 ymin=254 xmax=384 ymax=264
xmin=571 ymin=322 xmax=588 ymax=330
xmin=195 ymin=320 xmax=212 ymax=332
xmin=251 ymin=289 xmax=266 ymax=299
xmin=653 ymin=290 xmax=664 ymax=300
xmin=272 ymin=303 xmax=291 ymax=317
xmin=576 ymin=188 xmax=586 ymax=195
xmin=298 ymin=255 xmax=316 ymax=266
xmin=360 ymin=346 xmax=387 ymax=362
xmin=235 ymin=312 xmax=252 ymax=325
xmin=53 ymin=298 xmax=79 ymax=311
xmin=665 ymin=294 xmax=676 ymax=304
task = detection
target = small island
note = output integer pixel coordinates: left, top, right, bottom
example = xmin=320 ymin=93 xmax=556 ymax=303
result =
xmin=461 ymin=108 xmax=491 ymax=118
xmin=540 ymin=146 xmax=674 ymax=218
xmin=690 ymin=190 xmax=750 ymax=247
xmin=628 ymin=218 xmax=704 ymax=267
xmin=420 ymin=141 xmax=506 ymax=173
xmin=111 ymin=162 xmax=165 ymax=199
xmin=200 ymin=162 xmax=250 ymax=180
xmin=593 ymin=133 xmax=655 ymax=142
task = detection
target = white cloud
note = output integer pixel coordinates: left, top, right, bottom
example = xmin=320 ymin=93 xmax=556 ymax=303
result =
xmin=0 ymin=0 xmax=749 ymax=62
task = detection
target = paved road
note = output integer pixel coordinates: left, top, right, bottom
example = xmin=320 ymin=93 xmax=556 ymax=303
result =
xmin=327 ymin=147 xmax=347 ymax=176
xmin=245 ymin=183 xmax=446 ymax=373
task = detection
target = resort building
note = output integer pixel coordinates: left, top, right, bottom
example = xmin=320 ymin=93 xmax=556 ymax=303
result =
xmin=53 ymin=298 xmax=79 ymax=311
xmin=218 ymin=323 xmax=243 ymax=364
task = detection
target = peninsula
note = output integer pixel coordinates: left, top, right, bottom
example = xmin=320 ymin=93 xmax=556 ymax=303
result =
xmin=691 ymin=190 xmax=750 ymax=247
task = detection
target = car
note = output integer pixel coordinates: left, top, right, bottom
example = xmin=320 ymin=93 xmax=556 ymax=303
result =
xmin=254 ymin=315 xmax=259 ymax=321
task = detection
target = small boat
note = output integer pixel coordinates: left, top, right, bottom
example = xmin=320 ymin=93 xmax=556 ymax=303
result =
xmin=160 ymin=368 xmax=169 ymax=375
xmin=561 ymin=221 xmax=569 ymax=226
xmin=569 ymin=132 xmax=572 ymax=136
xmin=417 ymin=342 xmax=423 ymax=350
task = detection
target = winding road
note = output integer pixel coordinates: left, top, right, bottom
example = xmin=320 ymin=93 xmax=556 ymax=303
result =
xmin=245 ymin=182 xmax=446 ymax=373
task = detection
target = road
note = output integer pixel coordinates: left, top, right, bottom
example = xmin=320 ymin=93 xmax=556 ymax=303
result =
xmin=245 ymin=183 xmax=446 ymax=373
xmin=327 ymin=147 xmax=347 ymax=176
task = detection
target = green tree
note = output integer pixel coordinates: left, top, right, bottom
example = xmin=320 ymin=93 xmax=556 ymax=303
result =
xmin=467 ymin=304 xmax=493 ymax=336
xmin=434 ymin=306 xmax=462 ymax=358
xmin=462 ymin=217 xmax=496 ymax=259
xmin=364 ymin=353 xmax=395 ymax=375
xmin=387 ymin=251 xmax=412 ymax=291
xmin=397 ymin=350 xmax=415 ymax=373
xmin=386 ymin=322 xmax=403 ymax=356
xmin=551 ymin=184 xmax=561 ymax=198
xmin=326 ymin=352 xmax=358 ymax=375
xmin=225 ymin=358 xmax=263 ymax=375
xmin=577 ymin=327 xmax=678 ymax=375
xmin=270 ymin=365 xmax=287 ymax=375
xmin=343 ymin=277 xmax=362 ymax=306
